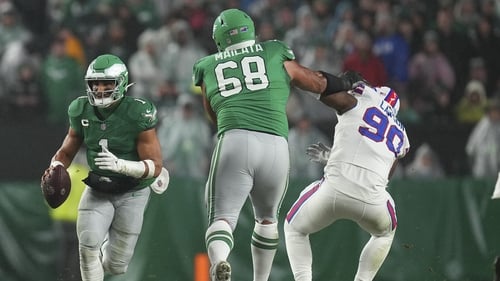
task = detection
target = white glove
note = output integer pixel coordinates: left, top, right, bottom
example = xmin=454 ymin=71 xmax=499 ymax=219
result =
xmin=150 ymin=167 xmax=170 ymax=194
xmin=306 ymin=142 xmax=331 ymax=165
xmin=95 ymin=147 xmax=123 ymax=173
xmin=95 ymin=147 xmax=152 ymax=178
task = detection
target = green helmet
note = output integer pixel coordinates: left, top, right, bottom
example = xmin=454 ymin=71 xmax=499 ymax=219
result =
xmin=212 ymin=9 xmax=255 ymax=52
xmin=85 ymin=54 xmax=129 ymax=108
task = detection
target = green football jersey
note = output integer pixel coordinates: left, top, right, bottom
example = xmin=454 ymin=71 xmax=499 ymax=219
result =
xmin=68 ymin=96 xmax=158 ymax=188
xmin=193 ymin=40 xmax=295 ymax=138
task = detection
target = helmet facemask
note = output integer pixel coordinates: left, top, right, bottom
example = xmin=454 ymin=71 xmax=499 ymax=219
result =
xmin=85 ymin=54 xmax=129 ymax=108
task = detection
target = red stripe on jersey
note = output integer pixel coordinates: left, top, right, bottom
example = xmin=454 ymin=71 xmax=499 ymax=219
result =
xmin=384 ymin=89 xmax=399 ymax=108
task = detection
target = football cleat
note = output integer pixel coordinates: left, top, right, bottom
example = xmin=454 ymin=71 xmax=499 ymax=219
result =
xmin=211 ymin=261 xmax=231 ymax=281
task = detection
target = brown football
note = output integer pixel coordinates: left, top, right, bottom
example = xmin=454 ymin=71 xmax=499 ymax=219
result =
xmin=41 ymin=165 xmax=71 ymax=208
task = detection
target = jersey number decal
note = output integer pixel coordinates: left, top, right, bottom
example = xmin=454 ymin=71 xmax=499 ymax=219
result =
xmin=99 ymin=139 xmax=108 ymax=151
xmin=215 ymin=56 xmax=269 ymax=97
xmin=358 ymin=107 xmax=405 ymax=156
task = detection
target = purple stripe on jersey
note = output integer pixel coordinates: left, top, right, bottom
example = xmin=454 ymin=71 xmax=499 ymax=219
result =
xmin=384 ymin=89 xmax=399 ymax=108
xmin=386 ymin=200 xmax=397 ymax=230
xmin=286 ymin=179 xmax=323 ymax=223
xmin=353 ymin=85 xmax=364 ymax=95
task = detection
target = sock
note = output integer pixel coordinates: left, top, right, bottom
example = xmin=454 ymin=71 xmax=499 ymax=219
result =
xmin=206 ymin=220 xmax=233 ymax=265
xmin=354 ymin=231 xmax=395 ymax=281
xmin=251 ymin=222 xmax=279 ymax=281
xmin=284 ymin=221 xmax=312 ymax=281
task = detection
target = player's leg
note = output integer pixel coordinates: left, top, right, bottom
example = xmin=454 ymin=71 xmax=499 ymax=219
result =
xmin=284 ymin=179 xmax=337 ymax=281
xmin=205 ymin=130 xmax=254 ymax=280
xmin=250 ymin=133 xmax=289 ymax=281
xmin=353 ymin=195 xmax=397 ymax=281
xmin=102 ymin=187 xmax=150 ymax=275
xmin=77 ymin=188 xmax=114 ymax=281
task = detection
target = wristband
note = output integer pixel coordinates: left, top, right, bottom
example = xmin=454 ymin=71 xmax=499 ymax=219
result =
xmin=143 ymin=159 xmax=155 ymax=178
xmin=319 ymin=71 xmax=351 ymax=97
xmin=119 ymin=159 xmax=156 ymax=179
xmin=50 ymin=161 xmax=64 ymax=168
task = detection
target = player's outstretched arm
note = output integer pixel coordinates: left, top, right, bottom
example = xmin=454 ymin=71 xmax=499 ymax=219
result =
xmin=283 ymin=60 xmax=357 ymax=114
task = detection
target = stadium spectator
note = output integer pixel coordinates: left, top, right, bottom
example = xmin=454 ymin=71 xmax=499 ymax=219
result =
xmin=157 ymin=94 xmax=212 ymax=180
xmin=407 ymin=30 xmax=455 ymax=122
xmin=40 ymin=36 xmax=84 ymax=126
xmin=455 ymin=79 xmax=488 ymax=124
xmin=372 ymin=11 xmax=410 ymax=89
xmin=128 ymin=29 xmax=163 ymax=101
xmin=465 ymin=98 xmax=500 ymax=178
xmin=288 ymin=114 xmax=329 ymax=180
xmin=159 ymin=19 xmax=207 ymax=95
xmin=405 ymin=142 xmax=446 ymax=179
xmin=342 ymin=30 xmax=388 ymax=86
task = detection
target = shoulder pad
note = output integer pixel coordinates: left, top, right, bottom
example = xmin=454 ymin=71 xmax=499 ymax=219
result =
xmin=268 ymin=40 xmax=295 ymax=60
xmin=68 ymin=96 xmax=89 ymax=118
xmin=125 ymin=97 xmax=159 ymax=128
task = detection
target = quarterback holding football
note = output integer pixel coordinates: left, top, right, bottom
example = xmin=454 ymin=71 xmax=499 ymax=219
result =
xmin=41 ymin=54 xmax=169 ymax=281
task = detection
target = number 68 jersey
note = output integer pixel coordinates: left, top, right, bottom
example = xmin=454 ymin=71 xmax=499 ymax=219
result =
xmin=326 ymin=84 xmax=410 ymax=182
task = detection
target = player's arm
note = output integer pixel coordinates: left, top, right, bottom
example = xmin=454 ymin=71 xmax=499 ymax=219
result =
xmin=51 ymin=127 xmax=83 ymax=168
xmin=201 ymin=83 xmax=217 ymax=124
xmin=284 ymin=60 xmax=357 ymax=114
xmin=136 ymin=128 xmax=163 ymax=177
xmin=95 ymin=128 xmax=163 ymax=179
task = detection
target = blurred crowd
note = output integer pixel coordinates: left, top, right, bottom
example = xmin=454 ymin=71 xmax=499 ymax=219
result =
xmin=1 ymin=0 xmax=499 ymax=180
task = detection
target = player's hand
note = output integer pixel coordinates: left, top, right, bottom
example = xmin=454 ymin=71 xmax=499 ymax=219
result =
xmin=150 ymin=167 xmax=170 ymax=194
xmin=95 ymin=147 xmax=125 ymax=173
xmin=41 ymin=161 xmax=64 ymax=185
xmin=306 ymin=142 xmax=331 ymax=165
xmin=341 ymin=70 xmax=368 ymax=88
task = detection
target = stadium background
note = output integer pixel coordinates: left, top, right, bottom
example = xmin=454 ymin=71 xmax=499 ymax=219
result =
xmin=0 ymin=0 xmax=499 ymax=280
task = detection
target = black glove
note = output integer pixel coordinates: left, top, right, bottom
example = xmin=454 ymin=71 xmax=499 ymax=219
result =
xmin=340 ymin=70 xmax=368 ymax=88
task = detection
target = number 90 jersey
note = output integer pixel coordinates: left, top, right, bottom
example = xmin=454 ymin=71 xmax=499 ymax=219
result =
xmin=193 ymin=40 xmax=295 ymax=138
xmin=326 ymin=84 xmax=410 ymax=180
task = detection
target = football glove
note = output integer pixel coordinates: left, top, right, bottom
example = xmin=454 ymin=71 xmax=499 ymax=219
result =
xmin=341 ymin=70 xmax=368 ymax=88
xmin=306 ymin=142 xmax=331 ymax=165
xmin=95 ymin=147 xmax=155 ymax=178
xmin=150 ymin=167 xmax=170 ymax=194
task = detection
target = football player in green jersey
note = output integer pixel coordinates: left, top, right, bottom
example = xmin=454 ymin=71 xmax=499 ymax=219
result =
xmin=193 ymin=9 xmax=353 ymax=281
xmin=41 ymin=54 xmax=170 ymax=281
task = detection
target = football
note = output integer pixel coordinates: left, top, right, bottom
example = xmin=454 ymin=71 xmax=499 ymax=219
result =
xmin=41 ymin=164 xmax=71 ymax=208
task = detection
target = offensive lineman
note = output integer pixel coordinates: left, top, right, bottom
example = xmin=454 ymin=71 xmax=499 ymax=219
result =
xmin=284 ymin=82 xmax=410 ymax=281
xmin=41 ymin=54 xmax=169 ymax=281
xmin=192 ymin=8 xmax=357 ymax=281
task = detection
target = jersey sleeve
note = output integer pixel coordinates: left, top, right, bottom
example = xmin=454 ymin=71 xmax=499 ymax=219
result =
xmin=67 ymin=97 xmax=87 ymax=136
xmin=129 ymin=98 xmax=159 ymax=131
xmin=192 ymin=57 xmax=207 ymax=87
xmin=270 ymin=40 xmax=296 ymax=61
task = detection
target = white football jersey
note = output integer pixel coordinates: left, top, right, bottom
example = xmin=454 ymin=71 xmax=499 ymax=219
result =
xmin=325 ymin=84 xmax=410 ymax=180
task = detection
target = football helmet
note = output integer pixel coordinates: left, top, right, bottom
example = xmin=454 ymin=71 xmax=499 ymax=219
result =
xmin=212 ymin=9 xmax=255 ymax=52
xmin=85 ymin=54 xmax=130 ymax=108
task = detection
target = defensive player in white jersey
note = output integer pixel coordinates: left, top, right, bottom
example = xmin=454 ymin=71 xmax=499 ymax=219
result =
xmin=284 ymin=79 xmax=410 ymax=281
